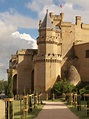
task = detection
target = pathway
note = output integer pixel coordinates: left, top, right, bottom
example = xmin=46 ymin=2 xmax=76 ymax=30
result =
xmin=34 ymin=101 xmax=79 ymax=119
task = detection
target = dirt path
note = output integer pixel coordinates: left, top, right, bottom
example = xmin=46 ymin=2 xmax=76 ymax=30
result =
xmin=34 ymin=101 xmax=79 ymax=119
xmin=0 ymin=100 xmax=5 ymax=119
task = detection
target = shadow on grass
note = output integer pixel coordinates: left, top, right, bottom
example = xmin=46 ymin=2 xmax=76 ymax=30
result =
xmin=66 ymin=102 xmax=89 ymax=119
xmin=14 ymin=104 xmax=44 ymax=119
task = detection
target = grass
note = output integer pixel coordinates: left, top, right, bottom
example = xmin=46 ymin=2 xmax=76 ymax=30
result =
xmin=48 ymin=98 xmax=89 ymax=119
xmin=66 ymin=101 xmax=89 ymax=119
xmin=13 ymin=100 xmax=44 ymax=119
xmin=13 ymin=98 xmax=89 ymax=119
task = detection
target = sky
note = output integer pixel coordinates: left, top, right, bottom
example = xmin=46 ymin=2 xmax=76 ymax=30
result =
xmin=0 ymin=0 xmax=89 ymax=80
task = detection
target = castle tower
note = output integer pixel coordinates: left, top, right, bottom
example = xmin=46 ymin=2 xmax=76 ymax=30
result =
xmin=34 ymin=10 xmax=62 ymax=97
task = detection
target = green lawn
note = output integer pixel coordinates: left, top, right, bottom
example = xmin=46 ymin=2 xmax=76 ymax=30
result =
xmin=66 ymin=101 xmax=89 ymax=119
xmin=48 ymin=98 xmax=89 ymax=119
xmin=13 ymin=100 xmax=44 ymax=119
xmin=13 ymin=99 xmax=89 ymax=119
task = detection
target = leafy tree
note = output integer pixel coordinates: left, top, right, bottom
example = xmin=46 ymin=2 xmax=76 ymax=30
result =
xmin=0 ymin=79 xmax=8 ymax=94
xmin=51 ymin=79 xmax=75 ymax=96
xmin=7 ymin=70 xmax=13 ymax=98
xmin=80 ymin=85 xmax=89 ymax=95
xmin=7 ymin=69 xmax=14 ymax=119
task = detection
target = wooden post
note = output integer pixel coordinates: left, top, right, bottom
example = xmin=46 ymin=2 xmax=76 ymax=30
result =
xmin=34 ymin=96 xmax=37 ymax=108
xmin=84 ymin=94 xmax=89 ymax=116
xmin=38 ymin=93 xmax=42 ymax=105
xmin=23 ymin=96 xmax=28 ymax=119
xmin=46 ymin=94 xmax=48 ymax=100
xmin=34 ymin=93 xmax=37 ymax=108
xmin=52 ymin=93 xmax=55 ymax=101
xmin=62 ymin=93 xmax=66 ymax=101
xmin=87 ymin=96 xmax=89 ymax=116
xmin=28 ymin=94 xmax=33 ymax=112
xmin=73 ymin=93 xmax=77 ymax=107
xmin=4 ymin=98 xmax=14 ymax=119
xmin=20 ymin=95 xmax=24 ymax=119
xmin=20 ymin=95 xmax=28 ymax=119
xmin=77 ymin=94 xmax=81 ymax=111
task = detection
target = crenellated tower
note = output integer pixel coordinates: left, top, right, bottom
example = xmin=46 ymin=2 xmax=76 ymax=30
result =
xmin=34 ymin=10 xmax=63 ymax=96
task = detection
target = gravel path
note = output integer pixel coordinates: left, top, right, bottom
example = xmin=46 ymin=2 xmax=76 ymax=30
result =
xmin=0 ymin=100 xmax=5 ymax=119
xmin=34 ymin=101 xmax=79 ymax=119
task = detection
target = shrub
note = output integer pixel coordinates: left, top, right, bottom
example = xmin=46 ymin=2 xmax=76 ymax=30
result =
xmin=0 ymin=79 xmax=8 ymax=94
xmin=51 ymin=79 xmax=75 ymax=96
xmin=80 ymin=85 xmax=89 ymax=95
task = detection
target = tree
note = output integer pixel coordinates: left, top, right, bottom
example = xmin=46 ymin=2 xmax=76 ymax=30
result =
xmin=0 ymin=79 xmax=8 ymax=94
xmin=7 ymin=69 xmax=14 ymax=119
xmin=51 ymin=79 xmax=75 ymax=96
xmin=7 ymin=70 xmax=13 ymax=98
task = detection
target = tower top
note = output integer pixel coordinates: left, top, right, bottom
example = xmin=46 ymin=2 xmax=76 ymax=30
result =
xmin=41 ymin=9 xmax=55 ymax=29
xmin=46 ymin=9 xmax=48 ymax=14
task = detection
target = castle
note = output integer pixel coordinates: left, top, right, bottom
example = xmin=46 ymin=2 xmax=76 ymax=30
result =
xmin=7 ymin=10 xmax=89 ymax=97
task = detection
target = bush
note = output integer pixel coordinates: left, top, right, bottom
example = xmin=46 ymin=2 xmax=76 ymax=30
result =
xmin=80 ymin=85 xmax=89 ymax=95
xmin=0 ymin=79 xmax=8 ymax=94
xmin=7 ymin=70 xmax=13 ymax=98
xmin=51 ymin=79 xmax=75 ymax=96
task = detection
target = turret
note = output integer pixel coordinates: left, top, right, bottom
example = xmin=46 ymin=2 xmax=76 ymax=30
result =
xmin=39 ymin=20 xmax=42 ymax=28
xmin=76 ymin=16 xmax=82 ymax=26
xmin=60 ymin=13 xmax=64 ymax=22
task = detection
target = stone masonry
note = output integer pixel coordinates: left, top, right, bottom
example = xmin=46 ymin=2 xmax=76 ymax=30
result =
xmin=7 ymin=10 xmax=89 ymax=97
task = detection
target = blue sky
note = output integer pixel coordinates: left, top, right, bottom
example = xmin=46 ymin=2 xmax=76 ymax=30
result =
xmin=0 ymin=0 xmax=89 ymax=80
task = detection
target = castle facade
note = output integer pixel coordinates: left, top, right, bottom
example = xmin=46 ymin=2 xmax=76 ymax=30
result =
xmin=7 ymin=11 xmax=89 ymax=97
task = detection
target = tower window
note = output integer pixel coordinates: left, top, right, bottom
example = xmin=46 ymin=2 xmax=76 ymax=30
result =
xmin=86 ymin=50 xmax=89 ymax=58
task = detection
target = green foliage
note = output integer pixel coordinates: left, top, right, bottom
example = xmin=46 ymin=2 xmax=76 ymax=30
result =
xmin=51 ymin=79 xmax=75 ymax=96
xmin=7 ymin=69 xmax=13 ymax=98
xmin=77 ymin=81 xmax=89 ymax=89
xmin=10 ymin=102 xmax=13 ymax=119
xmin=80 ymin=85 xmax=89 ymax=95
xmin=7 ymin=69 xmax=14 ymax=119
xmin=0 ymin=79 xmax=8 ymax=94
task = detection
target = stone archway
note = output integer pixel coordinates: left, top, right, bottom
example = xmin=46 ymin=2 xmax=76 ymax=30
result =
xmin=31 ymin=70 xmax=34 ymax=93
xmin=13 ymin=74 xmax=17 ymax=95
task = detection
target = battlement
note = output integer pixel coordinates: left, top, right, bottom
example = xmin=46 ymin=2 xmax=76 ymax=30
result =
xmin=61 ymin=22 xmax=72 ymax=27
xmin=11 ymin=54 xmax=17 ymax=60
xmin=81 ymin=23 xmax=89 ymax=30
xmin=16 ymin=49 xmax=37 ymax=55
xmin=33 ymin=54 xmax=62 ymax=63
xmin=49 ymin=12 xmax=64 ymax=22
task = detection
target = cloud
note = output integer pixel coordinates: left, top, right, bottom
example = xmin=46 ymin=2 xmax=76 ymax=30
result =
xmin=0 ymin=20 xmax=17 ymax=41
xmin=26 ymin=0 xmax=89 ymax=24
xmin=11 ymin=31 xmax=37 ymax=49
xmin=0 ymin=9 xmax=38 ymax=29
xmin=0 ymin=20 xmax=37 ymax=79
xmin=1 ymin=0 xmax=89 ymax=80
xmin=26 ymin=0 xmax=53 ymax=12
xmin=26 ymin=1 xmax=40 ymax=12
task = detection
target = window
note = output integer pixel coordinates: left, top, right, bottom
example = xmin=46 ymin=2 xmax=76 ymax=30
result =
xmin=86 ymin=50 xmax=89 ymax=58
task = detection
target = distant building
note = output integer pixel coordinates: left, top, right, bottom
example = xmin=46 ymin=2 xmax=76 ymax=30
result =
xmin=7 ymin=10 xmax=89 ymax=97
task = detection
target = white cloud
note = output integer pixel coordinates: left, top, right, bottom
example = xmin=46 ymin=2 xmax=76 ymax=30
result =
xmin=11 ymin=31 xmax=37 ymax=49
xmin=0 ymin=9 xmax=38 ymax=29
xmin=25 ymin=0 xmax=89 ymax=24
xmin=1 ymin=0 xmax=89 ymax=80
xmin=26 ymin=0 xmax=53 ymax=12
xmin=0 ymin=20 xmax=37 ymax=79
xmin=26 ymin=1 xmax=40 ymax=12
xmin=0 ymin=20 xmax=17 ymax=41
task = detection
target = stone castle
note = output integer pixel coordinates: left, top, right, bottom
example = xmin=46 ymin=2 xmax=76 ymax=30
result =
xmin=7 ymin=10 xmax=89 ymax=97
